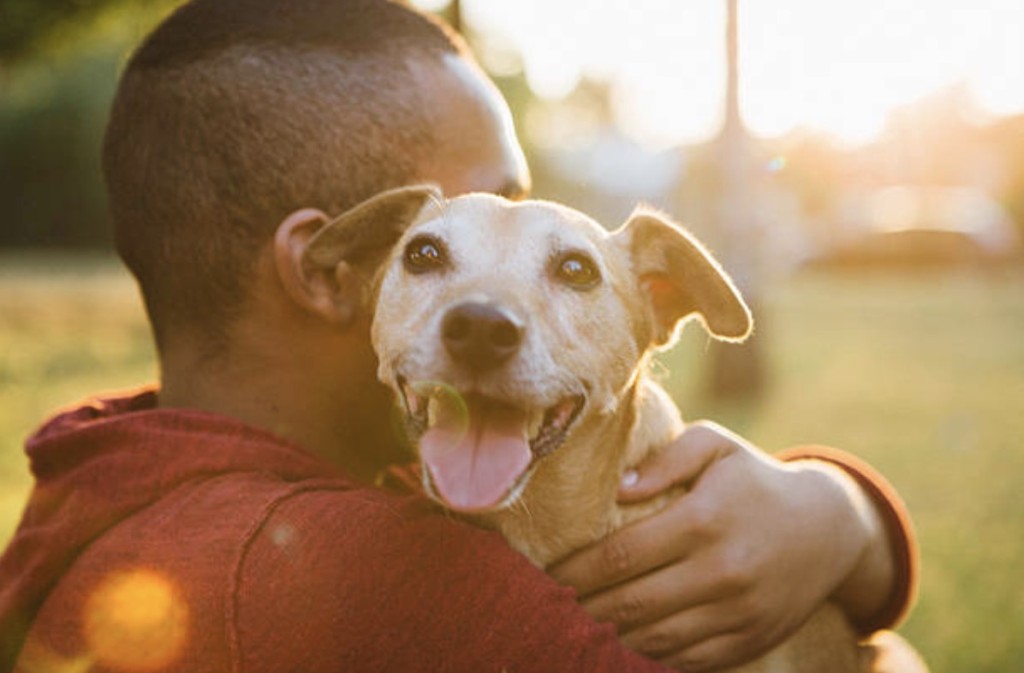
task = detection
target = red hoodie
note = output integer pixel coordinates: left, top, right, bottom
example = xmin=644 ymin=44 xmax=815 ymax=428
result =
xmin=0 ymin=389 xmax=674 ymax=673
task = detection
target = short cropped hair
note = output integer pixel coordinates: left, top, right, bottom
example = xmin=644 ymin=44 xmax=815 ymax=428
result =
xmin=103 ymin=0 xmax=467 ymax=350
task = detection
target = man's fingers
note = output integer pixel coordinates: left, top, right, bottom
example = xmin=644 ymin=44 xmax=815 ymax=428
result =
xmin=619 ymin=601 xmax=756 ymax=663
xmin=639 ymin=601 xmax=791 ymax=673
xmin=548 ymin=505 xmax=696 ymax=596
xmin=578 ymin=558 xmax=730 ymax=631
xmin=618 ymin=421 xmax=741 ymax=503
xmin=659 ymin=630 xmax=773 ymax=673
xmin=579 ymin=562 xmax=688 ymax=629
xmin=617 ymin=441 xmax=710 ymax=503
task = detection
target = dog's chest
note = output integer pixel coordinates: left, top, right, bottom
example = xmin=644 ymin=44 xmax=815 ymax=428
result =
xmin=481 ymin=376 xmax=685 ymax=568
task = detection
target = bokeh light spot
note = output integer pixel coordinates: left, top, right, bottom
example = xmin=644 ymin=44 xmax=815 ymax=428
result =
xmin=83 ymin=568 xmax=189 ymax=672
xmin=16 ymin=637 xmax=92 ymax=673
xmin=270 ymin=522 xmax=297 ymax=548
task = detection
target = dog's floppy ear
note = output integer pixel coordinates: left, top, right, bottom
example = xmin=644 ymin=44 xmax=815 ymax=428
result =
xmin=619 ymin=208 xmax=752 ymax=348
xmin=276 ymin=184 xmax=441 ymax=325
xmin=303 ymin=184 xmax=443 ymax=273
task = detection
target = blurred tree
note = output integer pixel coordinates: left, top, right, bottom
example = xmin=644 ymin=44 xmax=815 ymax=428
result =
xmin=0 ymin=1 xmax=174 ymax=250
xmin=989 ymin=114 xmax=1024 ymax=240
xmin=0 ymin=48 xmax=119 ymax=247
xmin=1 ymin=0 xmax=127 ymax=62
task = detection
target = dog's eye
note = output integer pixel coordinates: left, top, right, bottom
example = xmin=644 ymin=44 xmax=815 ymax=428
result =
xmin=554 ymin=252 xmax=601 ymax=290
xmin=403 ymin=235 xmax=447 ymax=274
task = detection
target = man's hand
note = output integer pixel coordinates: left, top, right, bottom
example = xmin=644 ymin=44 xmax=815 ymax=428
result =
xmin=548 ymin=421 xmax=894 ymax=672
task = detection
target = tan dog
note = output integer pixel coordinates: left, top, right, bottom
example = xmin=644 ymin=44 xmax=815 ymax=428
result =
xmin=304 ymin=185 xmax=866 ymax=673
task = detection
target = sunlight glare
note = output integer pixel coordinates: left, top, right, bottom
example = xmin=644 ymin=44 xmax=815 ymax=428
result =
xmin=445 ymin=0 xmax=1024 ymax=146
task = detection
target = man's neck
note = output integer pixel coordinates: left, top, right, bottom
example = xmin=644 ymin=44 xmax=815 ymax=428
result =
xmin=157 ymin=327 xmax=404 ymax=484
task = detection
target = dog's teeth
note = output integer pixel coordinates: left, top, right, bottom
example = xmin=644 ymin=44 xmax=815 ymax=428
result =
xmin=406 ymin=392 xmax=421 ymax=417
xmin=554 ymin=399 xmax=576 ymax=427
xmin=527 ymin=410 xmax=545 ymax=440
xmin=427 ymin=395 xmax=441 ymax=427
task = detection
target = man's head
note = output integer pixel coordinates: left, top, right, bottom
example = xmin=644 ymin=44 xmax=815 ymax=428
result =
xmin=103 ymin=0 xmax=529 ymax=353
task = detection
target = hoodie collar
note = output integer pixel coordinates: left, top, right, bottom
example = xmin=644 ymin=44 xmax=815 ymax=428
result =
xmin=1 ymin=387 xmax=352 ymax=669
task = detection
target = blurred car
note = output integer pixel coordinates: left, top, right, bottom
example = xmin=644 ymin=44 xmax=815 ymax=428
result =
xmin=813 ymin=186 xmax=1022 ymax=269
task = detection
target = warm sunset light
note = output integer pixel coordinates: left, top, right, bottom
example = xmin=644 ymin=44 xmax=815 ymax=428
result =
xmin=14 ymin=568 xmax=192 ymax=673
xmin=419 ymin=0 xmax=1024 ymax=147
xmin=0 ymin=3 xmax=1022 ymax=673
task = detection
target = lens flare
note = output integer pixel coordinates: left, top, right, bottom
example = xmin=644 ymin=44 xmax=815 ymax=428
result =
xmin=766 ymin=156 xmax=787 ymax=173
xmin=83 ymin=568 xmax=189 ymax=672
xmin=408 ymin=380 xmax=470 ymax=442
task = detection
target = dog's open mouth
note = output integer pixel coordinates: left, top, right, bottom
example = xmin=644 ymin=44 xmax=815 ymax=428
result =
xmin=399 ymin=378 xmax=584 ymax=513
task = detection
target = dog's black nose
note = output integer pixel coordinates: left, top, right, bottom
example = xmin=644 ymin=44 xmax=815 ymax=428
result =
xmin=442 ymin=301 xmax=523 ymax=371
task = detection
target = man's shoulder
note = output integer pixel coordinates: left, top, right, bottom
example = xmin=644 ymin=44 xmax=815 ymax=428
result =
xmin=233 ymin=484 xmax=607 ymax=672
xmin=243 ymin=478 xmax=515 ymax=572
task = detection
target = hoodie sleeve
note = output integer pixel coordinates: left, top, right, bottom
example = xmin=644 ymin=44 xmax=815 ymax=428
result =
xmin=231 ymin=486 xmax=673 ymax=673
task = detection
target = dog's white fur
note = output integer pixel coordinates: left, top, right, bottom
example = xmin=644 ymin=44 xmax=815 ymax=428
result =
xmin=304 ymin=185 xmax=867 ymax=673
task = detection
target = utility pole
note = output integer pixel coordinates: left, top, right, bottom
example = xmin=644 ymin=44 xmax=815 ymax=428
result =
xmin=707 ymin=0 xmax=766 ymax=397
xmin=720 ymin=0 xmax=748 ymax=281
xmin=449 ymin=0 xmax=462 ymax=33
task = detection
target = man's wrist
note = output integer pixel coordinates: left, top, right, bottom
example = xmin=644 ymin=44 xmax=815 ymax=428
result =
xmin=777 ymin=445 xmax=919 ymax=635
xmin=817 ymin=461 xmax=896 ymax=624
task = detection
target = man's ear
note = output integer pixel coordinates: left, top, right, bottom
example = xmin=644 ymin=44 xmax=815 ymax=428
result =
xmin=274 ymin=208 xmax=358 ymax=324
xmin=274 ymin=184 xmax=443 ymax=324
xmin=616 ymin=208 xmax=752 ymax=348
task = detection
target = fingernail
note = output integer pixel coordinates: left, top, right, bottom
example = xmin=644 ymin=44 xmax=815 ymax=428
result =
xmin=620 ymin=469 xmax=640 ymax=489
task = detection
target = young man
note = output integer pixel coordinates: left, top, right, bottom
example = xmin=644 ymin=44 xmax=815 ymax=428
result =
xmin=0 ymin=0 xmax=919 ymax=671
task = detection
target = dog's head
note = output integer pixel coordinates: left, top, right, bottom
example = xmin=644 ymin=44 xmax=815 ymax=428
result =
xmin=304 ymin=185 xmax=751 ymax=513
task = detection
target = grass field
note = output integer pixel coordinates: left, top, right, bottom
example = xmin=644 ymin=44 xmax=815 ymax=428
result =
xmin=1 ymin=253 xmax=1022 ymax=672
xmin=0 ymin=254 xmax=157 ymax=543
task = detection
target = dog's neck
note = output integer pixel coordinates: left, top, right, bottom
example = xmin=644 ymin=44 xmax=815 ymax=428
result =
xmin=475 ymin=375 xmax=685 ymax=568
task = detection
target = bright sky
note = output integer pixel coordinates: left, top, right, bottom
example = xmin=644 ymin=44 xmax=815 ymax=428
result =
xmin=415 ymin=0 xmax=1024 ymax=148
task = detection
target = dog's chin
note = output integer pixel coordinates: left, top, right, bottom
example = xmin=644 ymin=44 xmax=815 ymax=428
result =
xmin=396 ymin=376 xmax=585 ymax=513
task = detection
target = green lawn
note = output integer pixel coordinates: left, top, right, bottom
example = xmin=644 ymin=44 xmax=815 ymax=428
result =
xmin=0 ymin=254 xmax=157 ymax=543
xmin=1 ymin=254 xmax=1022 ymax=672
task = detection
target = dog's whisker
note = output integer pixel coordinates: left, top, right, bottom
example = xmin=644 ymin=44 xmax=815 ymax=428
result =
xmin=426 ymin=188 xmax=450 ymax=231
xmin=509 ymin=495 xmax=533 ymax=526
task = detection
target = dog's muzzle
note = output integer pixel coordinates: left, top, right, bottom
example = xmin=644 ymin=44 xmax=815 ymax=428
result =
xmin=398 ymin=378 xmax=584 ymax=512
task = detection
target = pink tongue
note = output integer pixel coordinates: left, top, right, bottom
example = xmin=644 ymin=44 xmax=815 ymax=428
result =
xmin=420 ymin=398 xmax=531 ymax=512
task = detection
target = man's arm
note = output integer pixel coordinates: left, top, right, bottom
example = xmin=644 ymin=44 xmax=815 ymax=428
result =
xmin=549 ymin=422 xmax=918 ymax=672
xmin=233 ymin=487 xmax=675 ymax=673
